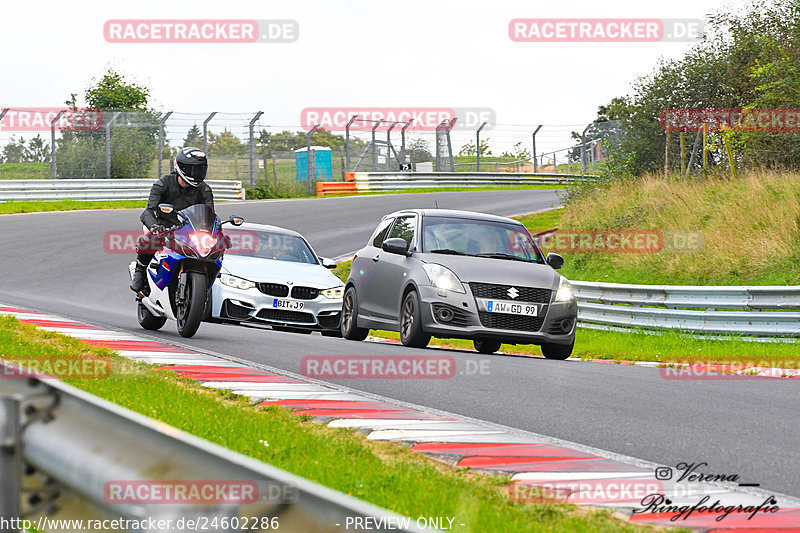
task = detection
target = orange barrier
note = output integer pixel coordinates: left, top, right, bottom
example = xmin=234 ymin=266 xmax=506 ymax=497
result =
xmin=316 ymin=181 xmax=358 ymax=196
xmin=344 ymin=172 xmax=356 ymax=182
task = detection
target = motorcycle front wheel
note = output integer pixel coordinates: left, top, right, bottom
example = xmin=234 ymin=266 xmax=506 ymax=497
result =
xmin=176 ymin=271 xmax=207 ymax=338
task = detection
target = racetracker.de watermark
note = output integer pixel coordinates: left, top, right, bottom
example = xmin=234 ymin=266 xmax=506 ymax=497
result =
xmin=301 ymin=356 xmax=463 ymax=379
xmin=659 ymin=361 xmax=800 ymax=380
xmin=300 ymin=107 xmax=496 ymax=131
xmin=0 ymin=108 xmax=102 ymax=132
xmin=103 ymin=229 xmax=259 ymax=255
xmin=1 ymin=358 xmax=112 ymax=380
xmin=104 ymin=19 xmax=299 ymax=43
xmin=660 ymin=108 xmax=800 ymax=132
xmin=532 ymin=229 xmax=703 ymax=254
xmin=509 ymin=18 xmax=702 ymax=42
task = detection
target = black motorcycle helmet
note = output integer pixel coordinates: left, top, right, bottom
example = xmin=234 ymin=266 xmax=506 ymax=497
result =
xmin=175 ymin=147 xmax=208 ymax=187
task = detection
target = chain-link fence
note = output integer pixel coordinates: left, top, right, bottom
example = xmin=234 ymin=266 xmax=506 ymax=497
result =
xmin=0 ymin=108 xmax=613 ymax=196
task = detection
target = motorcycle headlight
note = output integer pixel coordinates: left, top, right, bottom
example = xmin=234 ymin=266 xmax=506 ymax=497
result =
xmin=321 ymin=285 xmax=345 ymax=299
xmin=189 ymin=231 xmax=217 ymax=257
xmin=220 ymin=274 xmax=256 ymax=290
xmin=423 ymin=264 xmax=465 ymax=293
xmin=555 ymin=276 xmax=574 ymax=302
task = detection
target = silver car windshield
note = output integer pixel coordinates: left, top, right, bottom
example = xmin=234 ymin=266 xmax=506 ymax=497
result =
xmin=422 ymin=216 xmax=544 ymax=263
xmin=230 ymin=231 xmax=318 ymax=264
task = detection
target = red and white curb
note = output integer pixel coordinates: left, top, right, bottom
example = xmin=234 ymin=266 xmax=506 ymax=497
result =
xmin=3 ymin=303 xmax=800 ymax=531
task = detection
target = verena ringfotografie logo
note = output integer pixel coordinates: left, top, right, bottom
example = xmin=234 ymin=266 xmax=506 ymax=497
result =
xmin=509 ymin=18 xmax=703 ymax=42
xmin=301 ymin=356 xmax=457 ymax=379
xmin=104 ymin=20 xmax=298 ymax=43
xmin=660 ymin=108 xmax=800 ymax=132
xmin=300 ymin=107 xmax=496 ymax=131
xmin=0 ymin=108 xmax=102 ymax=132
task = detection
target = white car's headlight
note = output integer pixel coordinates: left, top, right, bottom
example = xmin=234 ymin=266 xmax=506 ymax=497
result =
xmin=321 ymin=285 xmax=345 ymax=299
xmin=555 ymin=276 xmax=574 ymax=302
xmin=423 ymin=264 xmax=465 ymax=293
xmin=220 ymin=274 xmax=256 ymax=290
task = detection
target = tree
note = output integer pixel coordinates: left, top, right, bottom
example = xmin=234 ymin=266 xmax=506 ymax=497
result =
xmin=458 ymin=139 xmax=492 ymax=157
xmin=183 ymin=124 xmax=202 ymax=147
xmin=57 ymin=68 xmax=158 ymax=178
xmin=501 ymin=141 xmax=531 ymax=161
xmin=406 ymin=138 xmax=433 ymax=164
xmin=2 ymin=136 xmax=27 ymax=163
xmin=25 ymin=135 xmax=50 ymax=163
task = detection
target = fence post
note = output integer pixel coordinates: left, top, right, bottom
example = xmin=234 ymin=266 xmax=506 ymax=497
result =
xmin=370 ymin=119 xmax=382 ymax=171
xmin=532 ymin=125 xmax=542 ymax=173
xmin=50 ymin=110 xmax=66 ymax=180
xmin=248 ymin=111 xmax=264 ymax=189
xmin=0 ymin=396 xmax=22 ymax=532
xmin=386 ymin=122 xmax=397 ymax=170
xmin=679 ymin=132 xmax=686 ymax=175
xmin=702 ymin=122 xmax=708 ymax=171
xmin=553 ymin=152 xmax=558 ymax=174
xmin=0 ymin=109 xmax=7 ymax=179
xmin=665 ymin=126 xmax=671 ymax=177
xmin=580 ymin=124 xmax=590 ymax=174
xmin=272 ymin=157 xmax=277 ymax=188
xmin=157 ymin=111 xmax=173 ymax=179
xmin=202 ymin=112 xmax=217 ymax=154
xmin=306 ymin=124 xmax=319 ymax=195
xmin=476 ymin=121 xmax=487 ymax=172
xmin=400 ymin=120 xmax=411 ymax=165
xmin=105 ymin=112 xmax=121 ymax=179
xmin=345 ymin=115 xmax=358 ymax=172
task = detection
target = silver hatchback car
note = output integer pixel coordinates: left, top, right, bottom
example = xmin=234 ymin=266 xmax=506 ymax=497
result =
xmin=341 ymin=209 xmax=577 ymax=358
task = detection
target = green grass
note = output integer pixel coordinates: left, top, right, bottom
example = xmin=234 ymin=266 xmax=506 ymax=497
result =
xmin=0 ymin=315 xmax=659 ymax=533
xmin=0 ymin=162 xmax=50 ymax=179
xmin=0 ymin=199 xmax=146 ymax=214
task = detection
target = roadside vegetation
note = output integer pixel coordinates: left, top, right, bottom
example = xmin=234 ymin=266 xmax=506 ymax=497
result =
xmin=0 ymin=199 xmax=145 ymax=215
xmin=0 ymin=315 xmax=664 ymax=533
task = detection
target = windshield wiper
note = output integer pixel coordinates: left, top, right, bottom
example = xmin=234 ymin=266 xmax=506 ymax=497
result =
xmin=475 ymin=252 xmax=532 ymax=262
xmin=429 ymin=249 xmax=473 ymax=256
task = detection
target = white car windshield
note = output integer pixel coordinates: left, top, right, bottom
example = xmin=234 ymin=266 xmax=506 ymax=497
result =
xmin=230 ymin=230 xmax=318 ymax=264
xmin=422 ymin=216 xmax=545 ymax=263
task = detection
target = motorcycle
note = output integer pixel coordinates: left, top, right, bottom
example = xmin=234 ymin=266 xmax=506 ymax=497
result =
xmin=129 ymin=203 xmax=244 ymax=338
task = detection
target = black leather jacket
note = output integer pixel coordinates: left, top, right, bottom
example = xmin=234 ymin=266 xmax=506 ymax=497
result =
xmin=140 ymin=172 xmax=214 ymax=228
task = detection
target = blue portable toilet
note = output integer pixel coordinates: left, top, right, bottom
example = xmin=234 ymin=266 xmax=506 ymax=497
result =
xmin=295 ymin=146 xmax=333 ymax=181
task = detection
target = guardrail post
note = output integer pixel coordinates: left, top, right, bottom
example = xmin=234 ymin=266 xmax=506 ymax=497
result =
xmin=476 ymin=121 xmax=487 ymax=172
xmin=157 ymin=111 xmax=173 ymax=179
xmin=105 ymin=112 xmax=122 ymax=179
xmin=202 ymin=112 xmax=217 ymax=154
xmin=0 ymin=109 xmax=7 ymax=179
xmin=248 ymin=111 xmax=264 ymax=188
xmin=0 ymin=396 xmax=22 ymax=531
xmin=345 ymin=115 xmax=358 ymax=172
xmin=50 ymin=110 xmax=66 ymax=180
xmin=532 ymin=125 xmax=542 ymax=173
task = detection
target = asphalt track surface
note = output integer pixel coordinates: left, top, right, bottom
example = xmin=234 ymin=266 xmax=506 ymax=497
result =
xmin=1 ymin=189 xmax=798 ymax=498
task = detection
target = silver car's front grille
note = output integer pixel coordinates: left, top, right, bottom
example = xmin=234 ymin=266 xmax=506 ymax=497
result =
xmin=291 ymin=286 xmax=320 ymax=300
xmin=257 ymin=283 xmax=289 ymax=297
xmin=469 ymin=282 xmax=551 ymax=303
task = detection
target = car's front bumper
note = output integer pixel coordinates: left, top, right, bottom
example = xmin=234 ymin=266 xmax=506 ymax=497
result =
xmin=211 ymin=284 xmax=343 ymax=330
xmin=416 ymin=285 xmax=577 ymax=345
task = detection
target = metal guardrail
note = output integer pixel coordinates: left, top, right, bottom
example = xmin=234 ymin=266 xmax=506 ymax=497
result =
xmin=572 ymin=281 xmax=800 ymax=337
xmin=349 ymin=172 xmax=595 ymax=191
xmin=0 ymin=179 xmax=245 ymax=202
xmin=0 ymin=362 xmax=422 ymax=532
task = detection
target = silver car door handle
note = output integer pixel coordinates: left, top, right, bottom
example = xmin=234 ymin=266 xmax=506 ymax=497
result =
xmin=372 ymin=255 xmax=380 ymax=262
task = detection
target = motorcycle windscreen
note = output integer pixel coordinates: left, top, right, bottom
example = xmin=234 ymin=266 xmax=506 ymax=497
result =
xmin=180 ymin=204 xmax=217 ymax=231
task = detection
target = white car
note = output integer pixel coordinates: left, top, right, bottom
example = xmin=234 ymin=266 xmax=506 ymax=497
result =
xmin=209 ymin=223 xmax=344 ymax=335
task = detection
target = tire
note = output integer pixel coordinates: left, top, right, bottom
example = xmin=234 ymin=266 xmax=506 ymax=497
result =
xmin=341 ymin=286 xmax=369 ymax=341
xmin=321 ymin=330 xmax=343 ymax=338
xmin=176 ymin=271 xmax=207 ymax=338
xmin=400 ymin=290 xmax=430 ymax=348
xmin=473 ymin=338 xmax=503 ymax=355
xmin=137 ymin=302 xmax=166 ymax=330
xmin=541 ymin=342 xmax=574 ymax=360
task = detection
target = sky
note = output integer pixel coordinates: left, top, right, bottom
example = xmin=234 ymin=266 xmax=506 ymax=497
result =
xmin=0 ymin=0 xmax=743 ymax=155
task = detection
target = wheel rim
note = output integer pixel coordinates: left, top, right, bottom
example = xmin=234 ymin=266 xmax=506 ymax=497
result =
xmin=401 ymin=297 xmax=414 ymax=339
xmin=177 ymin=276 xmax=192 ymax=328
xmin=342 ymin=291 xmax=354 ymax=332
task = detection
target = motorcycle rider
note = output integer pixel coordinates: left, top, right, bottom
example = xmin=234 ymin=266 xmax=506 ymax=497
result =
xmin=130 ymin=147 xmax=214 ymax=293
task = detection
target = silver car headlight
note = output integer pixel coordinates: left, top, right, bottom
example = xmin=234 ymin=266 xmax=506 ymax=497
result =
xmin=423 ymin=264 xmax=465 ymax=293
xmin=220 ymin=274 xmax=256 ymax=291
xmin=555 ymin=276 xmax=574 ymax=302
xmin=321 ymin=285 xmax=345 ymax=299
